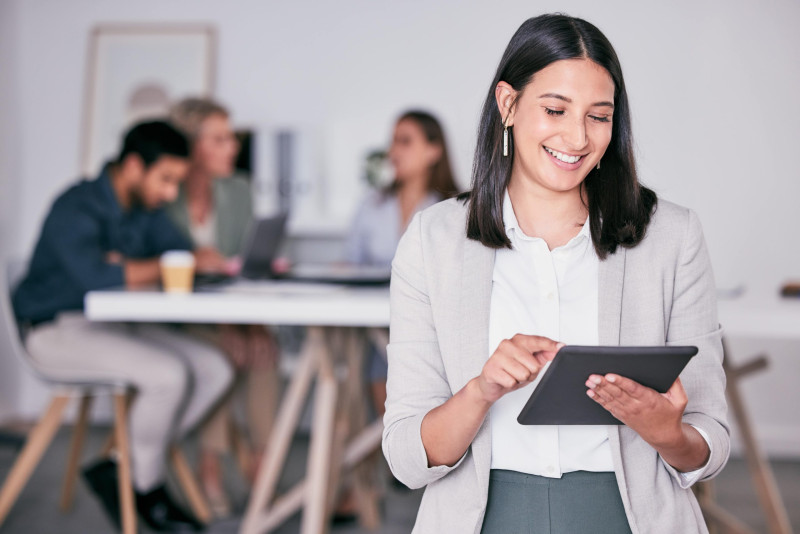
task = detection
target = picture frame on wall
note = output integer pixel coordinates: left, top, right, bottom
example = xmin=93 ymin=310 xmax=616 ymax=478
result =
xmin=80 ymin=24 xmax=216 ymax=176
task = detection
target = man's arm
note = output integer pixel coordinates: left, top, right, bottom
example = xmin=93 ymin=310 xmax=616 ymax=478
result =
xmin=44 ymin=204 xmax=125 ymax=292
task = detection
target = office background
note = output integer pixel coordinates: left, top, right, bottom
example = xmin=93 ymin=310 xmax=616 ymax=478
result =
xmin=0 ymin=0 xmax=798 ymax=457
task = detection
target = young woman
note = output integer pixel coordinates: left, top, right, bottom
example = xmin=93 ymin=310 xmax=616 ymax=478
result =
xmin=382 ymin=14 xmax=728 ymax=534
xmin=347 ymin=110 xmax=458 ymax=415
xmin=168 ymin=98 xmax=280 ymax=517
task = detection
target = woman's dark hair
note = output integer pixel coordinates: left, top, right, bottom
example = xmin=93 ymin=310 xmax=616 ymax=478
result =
xmin=463 ymin=13 xmax=656 ymax=259
xmin=386 ymin=110 xmax=459 ymax=200
xmin=116 ymin=120 xmax=190 ymax=168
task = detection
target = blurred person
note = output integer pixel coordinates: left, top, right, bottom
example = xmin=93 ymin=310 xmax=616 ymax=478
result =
xmin=331 ymin=111 xmax=459 ymax=521
xmin=167 ymin=98 xmax=280 ymax=517
xmin=346 ymin=110 xmax=459 ymax=417
xmin=12 ymin=121 xmax=234 ymax=532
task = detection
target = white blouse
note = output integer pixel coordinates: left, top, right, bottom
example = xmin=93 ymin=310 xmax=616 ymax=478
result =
xmin=487 ymin=190 xmax=709 ymax=485
xmin=189 ymin=210 xmax=217 ymax=249
xmin=488 ymin=191 xmax=614 ymax=476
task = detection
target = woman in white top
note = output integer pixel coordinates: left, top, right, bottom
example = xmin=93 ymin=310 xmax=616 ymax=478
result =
xmin=347 ymin=110 xmax=459 ymax=412
xmin=382 ymin=14 xmax=728 ymax=533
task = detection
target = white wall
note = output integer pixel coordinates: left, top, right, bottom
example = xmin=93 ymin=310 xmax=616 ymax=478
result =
xmin=1 ymin=0 xmax=799 ymax=453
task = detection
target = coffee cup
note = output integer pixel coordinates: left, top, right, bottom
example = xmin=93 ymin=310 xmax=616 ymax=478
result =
xmin=160 ymin=250 xmax=195 ymax=293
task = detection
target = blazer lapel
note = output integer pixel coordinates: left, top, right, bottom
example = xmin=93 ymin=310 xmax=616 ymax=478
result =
xmin=450 ymin=235 xmax=495 ymax=497
xmin=453 ymin=236 xmax=495 ymax=390
xmin=598 ymin=247 xmax=626 ymax=346
xmin=599 ymin=247 xmax=629 ymax=496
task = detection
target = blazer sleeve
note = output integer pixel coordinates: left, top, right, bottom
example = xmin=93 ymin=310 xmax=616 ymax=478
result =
xmin=663 ymin=209 xmax=730 ymax=482
xmin=382 ymin=212 xmax=466 ymax=489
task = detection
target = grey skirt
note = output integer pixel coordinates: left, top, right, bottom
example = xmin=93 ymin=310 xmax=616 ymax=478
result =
xmin=481 ymin=469 xmax=633 ymax=534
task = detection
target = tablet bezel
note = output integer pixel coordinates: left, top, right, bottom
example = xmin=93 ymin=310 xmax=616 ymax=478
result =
xmin=516 ymin=345 xmax=698 ymax=426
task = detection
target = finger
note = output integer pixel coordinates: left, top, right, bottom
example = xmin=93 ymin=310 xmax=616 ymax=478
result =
xmin=586 ymin=387 xmax=617 ymax=413
xmin=605 ymin=374 xmax=644 ymax=397
xmin=664 ymin=377 xmax=687 ymax=404
xmin=511 ymin=334 xmax=565 ymax=356
xmin=586 ymin=376 xmax=629 ymax=405
xmin=496 ymin=339 xmax=542 ymax=376
xmin=501 ymin=358 xmax=535 ymax=384
xmin=533 ymin=350 xmax=559 ymax=363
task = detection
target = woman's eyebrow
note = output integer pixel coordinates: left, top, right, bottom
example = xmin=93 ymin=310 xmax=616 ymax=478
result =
xmin=538 ymin=92 xmax=614 ymax=108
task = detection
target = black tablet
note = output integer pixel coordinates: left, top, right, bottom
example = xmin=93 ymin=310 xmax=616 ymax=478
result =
xmin=517 ymin=345 xmax=698 ymax=426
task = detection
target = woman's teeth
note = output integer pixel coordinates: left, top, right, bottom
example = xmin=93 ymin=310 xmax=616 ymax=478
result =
xmin=544 ymin=147 xmax=582 ymax=164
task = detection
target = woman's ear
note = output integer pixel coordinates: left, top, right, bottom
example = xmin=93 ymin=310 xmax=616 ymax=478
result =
xmin=427 ymin=143 xmax=443 ymax=168
xmin=495 ymin=81 xmax=517 ymax=126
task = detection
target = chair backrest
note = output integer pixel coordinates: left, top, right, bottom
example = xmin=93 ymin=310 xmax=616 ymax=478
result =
xmin=2 ymin=260 xmax=130 ymax=391
xmin=0 ymin=260 xmax=49 ymax=382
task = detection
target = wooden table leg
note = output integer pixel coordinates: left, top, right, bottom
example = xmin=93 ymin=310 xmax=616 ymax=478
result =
xmin=241 ymin=326 xmax=387 ymax=534
xmin=301 ymin=334 xmax=338 ymax=534
xmin=170 ymin=446 xmax=212 ymax=524
xmin=241 ymin=327 xmax=322 ymax=534
xmin=721 ymin=339 xmax=794 ymax=534
xmin=344 ymin=328 xmax=381 ymax=530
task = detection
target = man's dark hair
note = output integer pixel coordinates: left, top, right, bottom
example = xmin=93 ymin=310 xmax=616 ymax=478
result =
xmin=115 ymin=120 xmax=190 ymax=168
xmin=462 ymin=13 xmax=657 ymax=259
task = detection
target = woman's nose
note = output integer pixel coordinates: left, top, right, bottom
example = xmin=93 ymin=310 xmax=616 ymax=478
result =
xmin=563 ymin=118 xmax=588 ymax=151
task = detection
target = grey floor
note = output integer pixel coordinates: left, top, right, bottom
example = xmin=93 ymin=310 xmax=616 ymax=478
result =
xmin=0 ymin=426 xmax=798 ymax=533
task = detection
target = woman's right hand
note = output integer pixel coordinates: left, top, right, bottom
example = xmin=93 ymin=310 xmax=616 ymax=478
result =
xmin=194 ymin=246 xmax=227 ymax=274
xmin=475 ymin=335 xmax=564 ymax=404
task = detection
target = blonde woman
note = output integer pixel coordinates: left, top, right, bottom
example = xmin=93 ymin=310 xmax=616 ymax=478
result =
xmin=168 ymin=98 xmax=280 ymax=517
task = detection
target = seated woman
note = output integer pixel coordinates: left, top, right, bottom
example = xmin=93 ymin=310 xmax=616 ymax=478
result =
xmin=167 ymin=98 xmax=280 ymax=517
xmin=347 ymin=110 xmax=459 ymax=416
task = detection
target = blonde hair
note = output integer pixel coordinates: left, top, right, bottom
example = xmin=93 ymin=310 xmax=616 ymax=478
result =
xmin=169 ymin=97 xmax=229 ymax=144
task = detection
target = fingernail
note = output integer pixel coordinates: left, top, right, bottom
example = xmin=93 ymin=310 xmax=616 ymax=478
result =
xmin=556 ymin=342 xmax=566 ymax=349
xmin=591 ymin=376 xmax=602 ymax=385
xmin=607 ymin=375 xmax=616 ymax=383
xmin=585 ymin=380 xmax=595 ymax=389
xmin=586 ymin=390 xmax=595 ymax=398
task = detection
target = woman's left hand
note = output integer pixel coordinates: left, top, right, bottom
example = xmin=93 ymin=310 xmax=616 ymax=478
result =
xmin=586 ymin=374 xmax=687 ymax=449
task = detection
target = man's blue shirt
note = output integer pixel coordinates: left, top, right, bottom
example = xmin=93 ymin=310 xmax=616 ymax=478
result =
xmin=13 ymin=166 xmax=191 ymax=324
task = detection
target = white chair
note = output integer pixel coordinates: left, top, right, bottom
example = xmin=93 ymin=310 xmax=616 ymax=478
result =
xmin=0 ymin=261 xmax=137 ymax=534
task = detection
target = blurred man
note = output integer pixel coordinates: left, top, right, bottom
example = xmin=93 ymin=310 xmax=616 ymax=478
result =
xmin=13 ymin=121 xmax=233 ymax=533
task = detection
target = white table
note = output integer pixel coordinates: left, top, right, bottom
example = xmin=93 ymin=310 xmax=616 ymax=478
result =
xmin=85 ymin=280 xmax=389 ymax=327
xmin=86 ymin=280 xmax=390 ymax=534
xmin=718 ymin=293 xmax=800 ymax=340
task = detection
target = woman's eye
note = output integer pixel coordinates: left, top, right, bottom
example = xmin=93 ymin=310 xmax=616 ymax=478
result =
xmin=590 ymin=115 xmax=611 ymax=123
xmin=544 ymin=108 xmax=564 ymax=116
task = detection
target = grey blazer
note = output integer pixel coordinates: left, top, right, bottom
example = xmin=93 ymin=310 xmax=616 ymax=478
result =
xmin=382 ymin=197 xmax=729 ymax=534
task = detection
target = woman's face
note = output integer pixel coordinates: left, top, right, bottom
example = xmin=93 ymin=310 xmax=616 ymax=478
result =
xmin=388 ymin=119 xmax=441 ymax=185
xmin=193 ymin=113 xmax=239 ymax=178
xmin=505 ymin=58 xmax=615 ymax=195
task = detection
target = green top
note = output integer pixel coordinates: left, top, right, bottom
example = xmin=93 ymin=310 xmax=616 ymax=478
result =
xmin=165 ymin=173 xmax=254 ymax=257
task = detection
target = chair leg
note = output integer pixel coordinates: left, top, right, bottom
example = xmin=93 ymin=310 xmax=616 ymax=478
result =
xmin=229 ymin=417 xmax=252 ymax=481
xmin=0 ymin=394 xmax=71 ymax=525
xmin=100 ymin=390 xmax=134 ymax=458
xmin=170 ymin=446 xmax=212 ymax=524
xmin=112 ymin=392 xmax=137 ymax=534
xmin=60 ymin=394 xmax=93 ymax=513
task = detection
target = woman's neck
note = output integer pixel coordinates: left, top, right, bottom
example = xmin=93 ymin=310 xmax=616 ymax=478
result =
xmin=185 ymin=166 xmax=214 ymax=224
xmin=507 ymin=178 xmax=587 ymax=250
xmin=396 ymin=176 xmax=429 ymax=227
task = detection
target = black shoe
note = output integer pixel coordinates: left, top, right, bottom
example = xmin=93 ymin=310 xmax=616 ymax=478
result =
xmin=81 ymin=458 xmax=122 ymax=530
xmin=136 ymin=485 xmax=203 ymax=532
